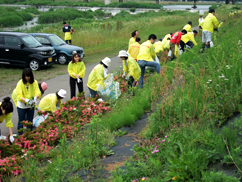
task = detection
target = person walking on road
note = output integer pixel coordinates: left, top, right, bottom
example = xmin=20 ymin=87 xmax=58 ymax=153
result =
xmin=118 ymin=50 xmax=141 ymax=89
xmin=128 ymin=30 xmax=139 ymax=49
xmin=137 ymin=34 xmax=160 ymax=88
xmin=128 ymin=37 xmax=141 ymax=61
xmin=39 ymin=89 xmax=66 ymax=113
xmin=68 ymin=53 xmax=86 ymax=99
xmin=15 ymin=68 xmax=41 ymax=135
xmin=180 ymin=30 xmax=198 ymax=52
xmin=87 ymin=57 xmax=111 ymax=97
xmin=183 ymin=21 xmax=192 ymax=32
xmin=169 ymin=30 xmax=187 ymax=61
xmin=201 ymin=9 xmax=223 ymax=52
xmin=63 ymin=22 xmax=75 ymax=45
xmin=0 ymin=97 xmax=15 ymax=143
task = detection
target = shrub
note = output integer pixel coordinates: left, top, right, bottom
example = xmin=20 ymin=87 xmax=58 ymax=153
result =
xmin=209 ymin=4 xmax=218 ymax=10
xmin=0 ymin=15 xmax=23 ymax=27
xmin=23 ymin=7 xmax=41 ymax=15
xmin=130 ymin=8 xmax=136 ymax=12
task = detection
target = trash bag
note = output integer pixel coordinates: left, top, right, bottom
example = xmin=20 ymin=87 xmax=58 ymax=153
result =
xmin=97 ymin=74 xmax=121 ymax=101
xmin=146 ymin=55 xmax=160 ymax=72
xmin=33 ymin=114 xmax=49 ymax=127
xmin=210 ymin=41 xmax=214 ymax=47
xmin=168 ymin=45 xmax=179 ymax=57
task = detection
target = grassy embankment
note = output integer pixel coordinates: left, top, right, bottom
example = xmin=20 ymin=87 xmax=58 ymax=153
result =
xmin=0 ymin=9 xmax=199 ymax=97
xmin=108 ymin=5 xmax=242 ymax=182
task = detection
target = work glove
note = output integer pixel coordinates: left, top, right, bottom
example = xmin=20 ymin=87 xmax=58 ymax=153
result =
xmin=122 ymin=72 xmax=126 ymax=78
xmin=77 ymin=77 xmax=82 ymax=83
xmin=10 ymin=135 xmax=14 ymax=143
xmin=28 ymin=100 xmax=34 ymax=105
xmin=125 ymin=74 xmax=130 ymax=80
xmin=25 ymin=99 xmax=30 ymax=103
xmin=34 ymin=96 xmax=38 ymax=104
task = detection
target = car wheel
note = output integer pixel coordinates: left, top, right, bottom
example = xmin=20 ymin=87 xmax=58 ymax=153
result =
xmin=57 ymin=54 xmax=68 ymax=65
xmin=29 ymin=59 xmax=40 ymax=71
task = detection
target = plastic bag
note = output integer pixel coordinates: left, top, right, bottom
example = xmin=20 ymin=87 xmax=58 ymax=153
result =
xmin=168 ymin=50 xmax=172 ymax=57
xmin=33 ymin=114 xmax=49 ymax=127
xmin=146 ymin=56 xmax=160 ymax=72
xmin=210 ymin=41 xmax=214 ymax=47
xmin=97 ymin=74 xmax=121 ymax=101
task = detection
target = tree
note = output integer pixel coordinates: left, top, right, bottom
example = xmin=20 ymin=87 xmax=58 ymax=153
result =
xmin=119 ymin=0 xmax=123 ymax=3
xmin=225 ymin=0 xmax=230 ymax=4
xmin=156 ymin=0 xmax=159 ymax=5
xmin=84 ymin=0 xmax=88 ymax=2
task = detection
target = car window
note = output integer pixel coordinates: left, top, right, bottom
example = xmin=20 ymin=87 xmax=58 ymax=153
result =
xmin=4 ymin=36 xmax=22 ymax=47
xmin=48 ymin=35 xmax=66 ymax=46
xmin=35 ymin=36 xmax=51 ymax=44
xmin=21 ymin=35 xmax=42 ymax=48
xmin=0 ymin=36 xmax=3 ymax=45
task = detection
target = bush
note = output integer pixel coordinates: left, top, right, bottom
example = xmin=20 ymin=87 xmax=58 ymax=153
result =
xmin=16 ymin=11 xmax=33 ymax=21
xmin=0 ymin=15 xmax=23 ymax=27
xmin=209 ymin=4 xmax=218 ymax=10
xmin=130 ymin=8 xmax=136 ymax=12
xmin=23 ymin=7 xmax=41 ymax=15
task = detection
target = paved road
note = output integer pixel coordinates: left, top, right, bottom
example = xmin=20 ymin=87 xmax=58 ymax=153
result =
xmin=0 ymin=55 xmax=123 ymax=136
xmin=163 ymin=5 xmax=211 ymax=11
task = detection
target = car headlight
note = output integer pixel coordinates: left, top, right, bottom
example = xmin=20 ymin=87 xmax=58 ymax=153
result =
xmin=51 ymin=50 xmax=55 ymax=54
xmin=38 ymin=51 xmax=48 ymax=55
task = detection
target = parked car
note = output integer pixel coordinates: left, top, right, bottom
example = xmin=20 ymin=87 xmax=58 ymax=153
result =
xmin=0 ymin=32 xmax=55 ymax=71
xmin=30 ymin=33 xmax=85 ymax=65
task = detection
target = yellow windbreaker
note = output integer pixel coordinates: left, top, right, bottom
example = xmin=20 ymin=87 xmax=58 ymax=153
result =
xmin=123 ymin=56 xmax=141 ymax=81
xmin=15 ymin=80 xmax=41 ymax=103
xmin=154 ymin=41 xmax=164 ymax=53
xmin=12 ymin=89 xmax=17 ymax=107
xmin=162 ymin=34 xmax=171 ymax=45
xmin=203 ymin=13 xmax=220 ymax=33
xmin=68 ymin=61 xmax=86 ymax=79
xmin=128 ymin=42 xmax=140 ymax=60
xmin=181 ymin=32 xmax=197 ymax=46
xmin=0 ymin=102 xmax=13 ymax=128
xmin=198 ymin=18 xmax=204 ymax=28
xmin=128 ymin=37 xmax=136 ymax=49
xmin=183 ymin=24 xmax=192 ymax=32
xmin=39 ymin=93 xmax=62 ymax=113
xmin=87 ymin=64 xmax=108 ymax=91
xmin=137 ymin=40 xmax=156 ymax=62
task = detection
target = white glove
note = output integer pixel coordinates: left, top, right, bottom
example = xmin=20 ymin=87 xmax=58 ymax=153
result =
xmin=125 ymin=74 xmax=130 ymax=80
xmin=34 ymin=96 xmax=38 ymax=104
xmin=25 ymin=99 xmax=30 ymax=103
xmin=28 ymin=100 xmax=34 ymax=105
xmin=77 ymin=77 xmax=82 ymax=83
xmin=10 ymin=135 xmax=14 ymax=143
xmin=122 ymin=72 xmax=126 ymax=78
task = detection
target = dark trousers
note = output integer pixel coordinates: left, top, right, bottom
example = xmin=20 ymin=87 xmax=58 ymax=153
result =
xmin=88 ymin=87 xmax=97 ymax=98
xmin=127 ymin=76 xmax=136 ymax=88
xmin=70 ymin=76 xmax=83 ymax=99
xmin=180 ymin=40 xmax=194 ymax=52
xmin=17 ymin=107 xmax=35 ymax=135
xmin=169 ymin=42 xmax=176 ymax=58
xmin=65 ymin=40 xmax=72 ymax=44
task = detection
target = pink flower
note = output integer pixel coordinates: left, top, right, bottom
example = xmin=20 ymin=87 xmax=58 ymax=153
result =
xmin=165 ymin=136 xmax=167 ymax=138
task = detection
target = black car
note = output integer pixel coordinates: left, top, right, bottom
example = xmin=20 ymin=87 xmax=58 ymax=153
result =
xmin=30 ymin=33 xmax=85 ymax=64
xmin=0 ymin=32 xmax=56 ymax=70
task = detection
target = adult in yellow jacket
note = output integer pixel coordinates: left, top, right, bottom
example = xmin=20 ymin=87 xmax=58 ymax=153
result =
xmin=15 ymin=68 xmax=41 ymax=135
xmin=118 ymin=50 xmax=141 ymax=87
xmin=229 ymin=11 xmax=235 ymax=17
xmin=183 ymin=21 xmax=192 ymax=32
xmin=128 ymin=37 xmax=141 ymax=60
xmin=68 ymin=53 xmax=86 ymax=99
xmin=202 ymin=9 xmax=223 ymax=50
xmin=137 ymin=34 xmax=160 ymax=88
xmin=128 ymin=30 xmax=139 ymax=49
xmin=39 ymin=89 xmax=66 ymax=113
xmin=12 ymin=82 xmax=47 ymax=107
xmin=0 ymin=97 xmax=14 ymax=143
xmin=154 ymin=38 xmax=164 ymax=53
xmin=180 ymin=30 xmax=198 ymax=52
xmin=87 ymin=57 xmax=111 ymax=97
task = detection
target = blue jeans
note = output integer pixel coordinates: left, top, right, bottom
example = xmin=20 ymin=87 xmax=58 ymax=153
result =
xmin=137 ymin=60 xmax=160 ymax=88
xmin=17 ymin=107 xmax=34 ymax=135
xmin=88 ymin=87 xmax=97 ymax=98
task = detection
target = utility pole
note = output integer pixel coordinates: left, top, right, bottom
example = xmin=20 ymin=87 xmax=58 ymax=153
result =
xmin=119 ymin=0 xmax=123 ymax=3
xmin=225 ymin=0 xmax=230 ymax=4
xmin=156 ymin=0 xmax=159 ymax=5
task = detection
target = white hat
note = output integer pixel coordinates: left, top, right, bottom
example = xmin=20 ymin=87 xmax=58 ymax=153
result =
xmin=102 ymin=57 xmax=111 ymax=67
xmin=57 ymin=89 xmax=67 ymax=98
xmin=118 ymin=50 xmax=129 ymax=57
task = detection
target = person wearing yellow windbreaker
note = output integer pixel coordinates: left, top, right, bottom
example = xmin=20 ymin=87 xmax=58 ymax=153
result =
xmin=68 ymin=53 xmax=86 ymax=99
xmin=63 ymin=22 xmax=75 ymax=45
xmin=12 ymin=82 xmax=47 ymax=107
xmin=183 ymin=21 xmax=192 ymax=32
xmin=118 ymin=50 xmax=141 ymax=89
xmin=202 ymin=9 xmax=223 ymax=51
xmin=229 ymin=11 xmax=235 ymax=17
xmin=128 ymin=37 xmax=141 ymax=61
xmin=238 ymin=9 xmax=242 ymax=14
xmin=39 ymin=89 xmax=66 ymax=113
xmin=15 ymin=68 xmax=41 ymax=135
xmin=0 ymin=97 xmax=14 ymax=143
xmin=137 ymin=34 xmax=160 ymax=88
xmin=180 ymin=30 xmax=198 ymax=52
xmin=198 ymin=16 xmax=204 ymax=29
xmin=128 ymin=30 xmax=139 ymax=49
xmin=154 ymin=38 xmax=164 ymax=54
xmin=87 ymin=57 xmax=111 ymax=97
xmin=162 ymin=33 xmax=172 ymax=51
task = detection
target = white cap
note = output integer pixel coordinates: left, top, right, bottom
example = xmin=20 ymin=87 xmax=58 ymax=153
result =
xmin=57 ymin=89 xmax=66 ymax=98
xmin=118 ymin=50 xmax=129 ymax=57
xmin=102 ymin=57 xmax=111 ymax=67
